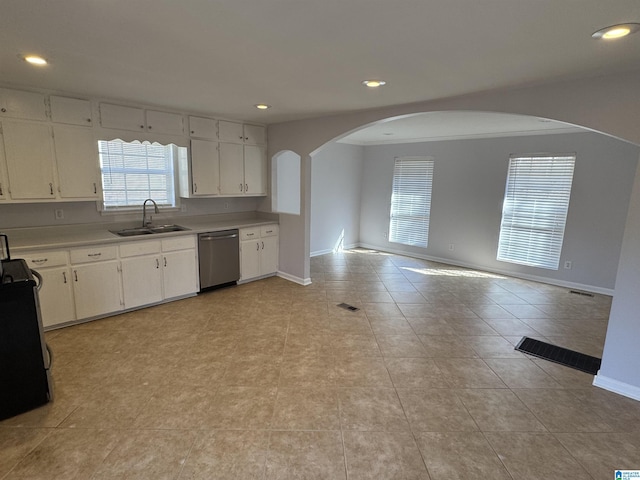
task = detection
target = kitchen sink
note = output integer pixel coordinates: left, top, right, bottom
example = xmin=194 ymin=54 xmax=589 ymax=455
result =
xmin=110 ymin=225 xmax=189 ymax=237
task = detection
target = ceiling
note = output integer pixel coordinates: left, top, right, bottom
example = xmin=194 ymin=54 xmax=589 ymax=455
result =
xmin=337 ymin=111 xmax=586 ymax=145
xmin=1 ymin=1 xmax=639 ymax=125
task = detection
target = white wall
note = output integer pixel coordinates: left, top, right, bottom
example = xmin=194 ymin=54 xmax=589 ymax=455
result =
xmin=0 ymin=196 xmax=263 ymax=229
xmin=310 ymin=142 xmax=364 ymax=255
xmin=359 ymin=131 xmax=638 ymax=292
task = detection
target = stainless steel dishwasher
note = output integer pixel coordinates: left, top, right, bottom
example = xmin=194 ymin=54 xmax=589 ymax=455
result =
xmin=198 ymin=230 xmax=240 ymax=290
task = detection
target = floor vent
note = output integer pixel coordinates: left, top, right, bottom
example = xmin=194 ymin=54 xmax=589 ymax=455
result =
xmin=515 ymin=336 xmax=601 ymax=375
xmin=337 ymin=303 xmax=360 ymax=312
xmin=569 ymin=290 xmax=595 ymax=297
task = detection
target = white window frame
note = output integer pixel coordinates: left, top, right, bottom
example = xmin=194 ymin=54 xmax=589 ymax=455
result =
xmin=388 ymin=156 xmax=434 ymax=248
xmin=497 ymin=153 xmax=576 ymax=270
xmin=98 ymin=139 xmax=180 ymax=212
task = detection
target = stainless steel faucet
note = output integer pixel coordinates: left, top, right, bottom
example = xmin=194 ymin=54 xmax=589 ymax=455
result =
xmin=142 ymin=198 xmax=159 ymax=227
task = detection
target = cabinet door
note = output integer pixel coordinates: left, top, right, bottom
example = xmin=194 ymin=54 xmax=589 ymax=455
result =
xmin=0 ymin=89 xmax=47 ymax=121
xmin=219 ymin=142 xmax=245 ymax=195
xmin=53 ymin=125 xmax=100 ymax=199
xmin=100 ymin=103 xmax=145 ymax=131
xmin=0 ymin=134 xmax=8 ymax=201
xmin=188 ymin=116 xmax=217 ymax=139
xmin=49 ymin=96 xmax=93 ymax=126
xmin=244 ymin=145 xmax=266 ymax=195
xmin=146 ymin=110 xmax=184 ymax=135
xmin=121 ymin=256 xmax=163 ymax=309
xmin=38 ymin=267 xmax=76 ymax=328
xmin=243 ymin=124 xmax=265 ymax=145
xmin=260 ymin=235 xmax=279 ymax=276
xmin=218 ymin=121 xmax=244 ymax=144
xmin=163 ymin=250 xmax=198 ymax=299
xmin=72 ymin=261 xmax=122 ymax=319
xmin=190 ymin=139 xmax=219 ymax=195
xmin=3 ymin=122 xmax=56 ymax=199
xmin=240 ymin=240 xmax=261 ymax=281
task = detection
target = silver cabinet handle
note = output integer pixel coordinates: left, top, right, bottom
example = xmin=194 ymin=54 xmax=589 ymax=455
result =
xmin=93 ymin=182 xmax=97 ymax=194
xmin=32 ymin=258 xmax=48 ymax=264
xmin=74 ymin=270 xmax=78 ymax=282
xmin=194 ymin=183 xmax=197 ymax=193
xmin=156 ymin=258 xmax=160 ymax=269
xmin=88 ymin=253 xmax=102 ymax=258
xmin=164 ymin=257 xmax=167 ymax=267
xmin=0 ymin=182 xmax=3 ymax=196
xmin=239 ymin=183 xmax=243 ymax=192
xmin=256 ymin=242 xmax=259 ymax=251
xmin=262 ymin=241 xmax=264 ymax=250
xmin=62 ymin=271 xmax=67 ymax=284
xmin=245 ymin=183 xmax=248 ymax=192
xmin=49 ymin=183 xmax=54 ymax=195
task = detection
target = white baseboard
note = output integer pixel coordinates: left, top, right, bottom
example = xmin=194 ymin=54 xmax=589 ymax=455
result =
xmin=357 ymin=242 xmax=614 ymax=296
xmin=277 ymin=271 xmax=312 ymax=286
xmin=311 ymin=243 xmax=359 ymax=258
xmin=593 ymin=374 xmax=640 ymax=402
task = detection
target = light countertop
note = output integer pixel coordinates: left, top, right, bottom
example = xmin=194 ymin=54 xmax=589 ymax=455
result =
xmin=3 ymin=213 xmax=278 ymax=253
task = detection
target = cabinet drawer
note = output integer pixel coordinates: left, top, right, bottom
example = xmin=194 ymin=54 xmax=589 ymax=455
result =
xmin=70 ymin=245 xmax=117 ymax=264
xmin=119 ymin=240 xmax=161 ymax=258
xmin=260 ymin=224 xmax=279 ymax=237
xmin=22 ymin=251 xmax=69 ymax=269
xmin=240 ymin=227 xmax=261 ymax=241
xmin=162 ymin=235 xmax=196 ymax=252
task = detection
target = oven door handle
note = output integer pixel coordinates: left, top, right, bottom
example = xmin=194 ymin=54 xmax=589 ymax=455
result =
xmin=31 ymin=269 xmax=43 ymax=292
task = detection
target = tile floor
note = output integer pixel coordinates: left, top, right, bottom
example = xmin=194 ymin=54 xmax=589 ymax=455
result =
xmin=2 ymin=249 xmax=640 ymax=479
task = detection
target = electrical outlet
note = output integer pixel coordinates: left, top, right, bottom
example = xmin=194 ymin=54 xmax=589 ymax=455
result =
xmin=564 ymin=261 xmax=572 ymax=269
xmin=448 ymin=243 xmax=455 ymax=251
xmin=54 ymin=209 xmax=64 ymax=220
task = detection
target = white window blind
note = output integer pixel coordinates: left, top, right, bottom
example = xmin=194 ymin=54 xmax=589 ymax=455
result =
xmin=98 ymin=139 xmax=176 ymax=209
xmin=497 ymin=154 xmax=575 ymax=269
xmin=389 ymin=157 xmax=434 ymax=248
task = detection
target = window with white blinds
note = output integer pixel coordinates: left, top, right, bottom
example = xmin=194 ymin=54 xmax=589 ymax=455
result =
xmin=389 ymin=156 xmax=434 ymax=248
xmin=98 ymin=139 xmax=177 ymax=210
xmin=497 ymin=154 xmax=576 ymax=269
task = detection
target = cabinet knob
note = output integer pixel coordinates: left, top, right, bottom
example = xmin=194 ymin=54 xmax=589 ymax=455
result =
xmin=140 ymin=125 xmax=145 ymax=129
xmin=148 ymin=125 xmax=152 ymax=129
xmin=0 ymin=108 xmax=6 ymax=113
xmin=86 ymin=118 xmax=92 ymax=123
xmin=191 ymin=130 xmax=195 ymax=134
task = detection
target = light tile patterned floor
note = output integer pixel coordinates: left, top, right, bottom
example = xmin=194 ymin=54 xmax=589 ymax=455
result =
xmin=2 ymin=248 xmax=640 ymax=479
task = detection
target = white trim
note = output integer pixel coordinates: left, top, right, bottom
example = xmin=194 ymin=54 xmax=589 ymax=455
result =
xmin=593 ymin=374 xmax=640 ymax=402
xmin=357 ymin=242 xmax=614 ymax=296
xmin=277 ymin=270 xmax=312 ymax=286
xmin=311 ymin=243 xmax=359 ymax=258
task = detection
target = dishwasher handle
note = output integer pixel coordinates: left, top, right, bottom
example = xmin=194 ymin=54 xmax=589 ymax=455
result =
xmin=199 ymin=232 xmax=238 ymax=241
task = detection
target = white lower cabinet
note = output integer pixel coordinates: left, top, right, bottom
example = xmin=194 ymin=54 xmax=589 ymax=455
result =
xmin=72 ymin=261 xmax=123 ymax=319
xmin=240 ymin=224 xmax=278 ymax=282
xmin=120 ymin=236 xmax=197 ymax=309
xmin=23 ymin=251 xmax=76 ymax=328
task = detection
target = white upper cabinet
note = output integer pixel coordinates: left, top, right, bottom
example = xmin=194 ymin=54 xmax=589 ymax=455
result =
xmin=218 ymin=121 xmax=244 ymax=144
xmin=219 ymin=142 xmax=245 ymax=195
xmin=219 ymin=121 xmax=265 ymax=145
xmin=146 ymin=110 xmax=184 ymax=135
xmin=244 ymin=124 xmax=266 ymax=145
xmin=49 ymin=96 xmax=93 ymax=126
xmin=188 ymin=116 xmax=217 ymax=139
xmin=53 ymin=125 xmax=100 ymax=199
xmin=3 ymin=121 xmax=57 ymax=199
xmin=100 ymin=103 xmax=146 ymax=131
xmin=244 ymin=145 xmax=267 ymax=195
xmin=0 ymin=135 xmax=8 ymax=201
xmin=189 ymin=139 xmax=220 ymax=196
xmin=0 ymin=89 xmax=47 ymax=121
xmin=99 ymin=103 xmax=184 ymax=135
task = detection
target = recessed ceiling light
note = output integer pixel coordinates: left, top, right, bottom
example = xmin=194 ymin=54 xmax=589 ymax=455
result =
xmin=254 ymin=104 xmax=271 ymax=110
xmin=362 ymin=80 xmax=386 ymax=88
xmin=592 ymin=23 xmax=640 ymax=40
xmin=23 ymin=55 xmax=48 ymax=66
